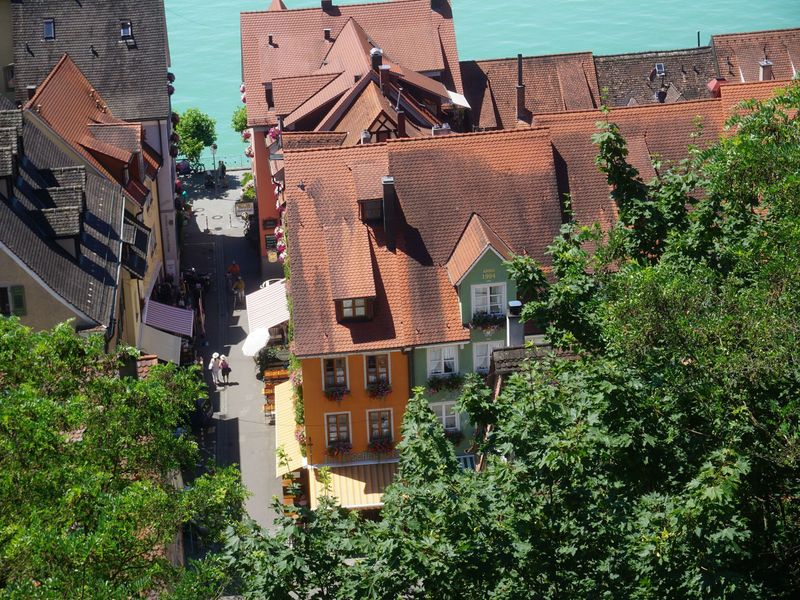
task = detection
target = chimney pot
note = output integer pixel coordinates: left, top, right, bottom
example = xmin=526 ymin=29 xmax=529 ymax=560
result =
xmin=382 ymin=176 xmax=397 ymax=250
xmin=370 ymin=47 xmax=384 ymax=70
xmin=516 ymin=54 xmax=527 ymax=121
xmin=268 ymin=34 xmax=274 ymax=46
xmin=360 ymin=130 xmax=371 ymax=145
xmin=506 ymin=301 xmax=524 ymax=347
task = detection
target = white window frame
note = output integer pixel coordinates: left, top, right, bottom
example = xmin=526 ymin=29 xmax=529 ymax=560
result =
xmin=473 ymin=340 xmax=505 ymax=374
xmin=427 ymin=345 xmax=459 ymax=378
xmin=363 ymin=353 xmax=391 ymax=387
xmin=324 ymin=411 xmax=352 ymax=446
xmin=430 ymin=401 xmax=460 ymax=431
xmin=321 ymin=356 xmax=349 ymax=391
xmin=471 ymin=282 xmax=507 ymax=317
xmin=366 ymin=408 xmax=393 ymax=442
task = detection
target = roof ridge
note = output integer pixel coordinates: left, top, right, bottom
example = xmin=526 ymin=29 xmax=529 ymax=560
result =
xmin=712 ymin=27 xmax=800 ymax=39
xmin=595 ymin=46 xmax=712 ymax=59
xmin=273 ymin=72 xmax=343 ymax=83
xmin=25 ymin=53 xmax=71 ymax=109
xmin=242 ymin=0 xmax=425 ymax=16
xmin=466 ymin=50 xmax=594 ymax=64
xmin=533 ymin=96 xmax=721 ymax=119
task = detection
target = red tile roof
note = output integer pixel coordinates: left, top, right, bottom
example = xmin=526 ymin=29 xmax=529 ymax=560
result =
xmin=461 ymin=52 xmax=600 ymax=130
xmin=712 ymin=28 xmax=800 ymax=83
xmin=273 ymin=73 xmax=341 ymax=116
xmin=285 ymin=128 xmax=563 ymax=357
xmin=25 ymin=54 xmax=152 ymax=205
xmin=281 ymin=131 xmax=348 ymax=151
xmin=718 ymin=79 xmax=796 ymax=115
xmin=241 ymin=0 xmax=461 ymax=127
xmin=446 ymin=213 xmax=514 ymax=285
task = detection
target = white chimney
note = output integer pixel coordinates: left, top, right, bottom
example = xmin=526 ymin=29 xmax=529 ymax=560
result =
xmin=506 ymin=301 xmax=524 ymax=347
xmin=360 ymin=130 xmax=371 ymax=145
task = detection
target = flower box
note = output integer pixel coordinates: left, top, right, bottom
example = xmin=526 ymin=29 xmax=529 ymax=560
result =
xmin=324 ymin=386 xmax=349 ymax=402
xmin=444 ymin=429 xmax=464 ymax=445
xmin=367 ymin=379 xmax=392 ymax=398
xmin=427 ymin=373 xmax=464 ymax=393
xmin=326 ymin=440 xmax=352 ymax=457
xmin=368 ymin=438 xmax=394 ymax=453
xmin=469 ymin=312 xmax=505 ymax=336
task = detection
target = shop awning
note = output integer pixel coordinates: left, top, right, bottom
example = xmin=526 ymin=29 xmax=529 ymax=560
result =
xmin=144 ymin=299 xmax=194 ymax=337
xmin=308 ymin=462 xmax=398 ymax=510
xmin=140 ymin=324 xmax=182 ymax=364
xmin=246 ymin=279 xmax=290 ymax=332
xmin=275 ymin=381 xmax=304 ymax=476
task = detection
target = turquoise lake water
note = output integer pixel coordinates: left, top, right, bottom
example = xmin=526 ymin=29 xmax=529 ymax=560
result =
xmin=165 ymin=0 xmax=800 ymax=167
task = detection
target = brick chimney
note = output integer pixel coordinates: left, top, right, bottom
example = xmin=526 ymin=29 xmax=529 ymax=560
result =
xmin=396 ymin=110 xmax=406 ymax=138
xmin=760 ymin=59 xmax=774 ymax=81
xmin=321 ymin=0 xmax=334 ymax=12
xmin=382 ymin=176 xmax=397 ymax=251
xmin=516 ymin=53 xmax=526 ymax=121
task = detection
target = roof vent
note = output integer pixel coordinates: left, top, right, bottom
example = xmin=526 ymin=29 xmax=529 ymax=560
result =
xmin=760 ymin=59 xmax=774 ymax=81
xmin=324 ymin=28 xmax=332 ymax=41
xmin=268 ymin=34 xmax=275 ymax=46
xmin=432 ymin=123 xmax=452 ymax=136
xmin=360 ymin=130 xmax=371 ymax=145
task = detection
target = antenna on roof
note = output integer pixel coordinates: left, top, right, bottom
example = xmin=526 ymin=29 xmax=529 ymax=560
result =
xmin=395 ymin=86 xmax=403 ymax=111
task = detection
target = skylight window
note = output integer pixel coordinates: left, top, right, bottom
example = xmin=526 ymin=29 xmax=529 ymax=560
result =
xmin=120 ymin=20 xmax=133 ymax=40
xmin=43 ymin=19 xmax=55 ymax=41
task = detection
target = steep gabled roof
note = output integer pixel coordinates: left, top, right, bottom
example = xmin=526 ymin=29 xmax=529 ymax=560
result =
xmin=594 ymin=47 xmax=717 ymax=107
xmin=26 ymin=55 xmax=150 ymax=205
xmin=446 ymin=214 xmax=514 ymax=285
xmin=461 ymin=52 xmax=599 ymax=130
xmin=241 ymin=0 xmax=461 ymax=127
xmin=285 ymin=128 xmax=563 ymax=357
xmin=712 ymin=28 xmax=800 ymax=83
xmin=0 ymin=112 xmax=124 ymax=327
xmin=11 ymin=0 xmax=170 ymax=121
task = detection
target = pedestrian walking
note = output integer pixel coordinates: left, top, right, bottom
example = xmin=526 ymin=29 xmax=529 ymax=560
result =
xmin=208 ymin=352 xmax=221 ymax=385
xmin=220 ymin=355 xmax=231 ymax=384
xmin=232 ymin=276 xmax=245 ymax=309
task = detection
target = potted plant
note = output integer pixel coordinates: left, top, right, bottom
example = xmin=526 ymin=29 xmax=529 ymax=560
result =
xmin=469 ymin=311 xmax=505 ymax=336
xmin=367 ymin=379 xmax=392 ymax=398
xmin=324 ymin=386 xmax=348 ymax=402
xmin=326 ymin=440 xmax=352 ymax=457
xmin=368 ymin=437 xmax=394 ymax=454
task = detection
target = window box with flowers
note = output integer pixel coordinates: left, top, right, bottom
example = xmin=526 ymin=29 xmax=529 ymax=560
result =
xmin=469 ymin=311 xmax=505 ymax=336
xmin=427 ymin=373 xmax=464 ymax=394
xmin=327 ymin=440 xmax=352 ymax=457
xmin=368 ymin=437 xmax=394 ymax=454
xmin=367 ymin=379 xmax=392 ymax=398
xmin=324 ymin=386 xmax=349 ymax=402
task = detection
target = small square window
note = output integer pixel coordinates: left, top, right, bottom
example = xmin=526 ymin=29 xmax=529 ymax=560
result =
xmin=359 ymin=199 xmax=383 ymax=223
xmin=339 ymin=298 xmax=371 ymax=321
xmin=120 ymin=20 xmax=133 ymax=40
xmin=366 ymin=354 xmax=389 ymax=384
xmin=323 ymin=357 xmax=347 ymax=390
xmin=43 ymin=19 xmax=55 ymax=40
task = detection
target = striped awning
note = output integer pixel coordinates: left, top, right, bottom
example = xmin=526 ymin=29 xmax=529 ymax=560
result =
xmin=140 ymin=325 xmax=182 ymax=365
xmin=308 ymin=462 xmax=398 ymax=510
xmin=144 ymin=299 xmax=194 ymax=337
xmin=246 ymin=279 xmax=290 ymax=332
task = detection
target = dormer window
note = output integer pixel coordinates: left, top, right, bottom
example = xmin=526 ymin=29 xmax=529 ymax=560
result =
xmin=120 ymin=20 xmax=133 ymax=40
xmin=337 ymin=297 xmax=374 ymax=321
xmin=359 ymin=198 xmax=383 ymax=224
xmin=43 ymin=19 xmax=55 ymax=41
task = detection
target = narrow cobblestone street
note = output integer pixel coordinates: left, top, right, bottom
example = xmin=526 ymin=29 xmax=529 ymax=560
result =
xmin=180 ymin=172 xmax=282 ymax=530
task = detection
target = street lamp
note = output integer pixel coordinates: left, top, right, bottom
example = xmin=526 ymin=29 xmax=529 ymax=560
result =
xmin=211 ymin=142 xmax=218 ymax=172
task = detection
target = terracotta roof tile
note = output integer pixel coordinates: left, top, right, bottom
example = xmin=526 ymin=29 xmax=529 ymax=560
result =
xmin=535 ymin=100 xmax=726 ymax=230
xmin=25 ymin=55 xmax=150 ymax=205
xmin=285 ymin=128 xmax=563 ymax=357
xmin=461 ymin=52 xmax=599 ymax=130
xmin=718 ymin=79 xmax=796 ymax=115
xmin=282 ymin=131 xmax=348 ymax=151
xmin=594 ymin=47 xmax=717 ymax=107
xmin=446 ymin=213 xmax=514 ymax=285
xmin=326 ymin=221 xmax=377 ymax=301
xmin=241 ymin=0 xmax=460 ymax=127
xmin=712 ymin=28 xmax=800 ymax=83
xmin=273 ymin=73 xmax=342 ymax=116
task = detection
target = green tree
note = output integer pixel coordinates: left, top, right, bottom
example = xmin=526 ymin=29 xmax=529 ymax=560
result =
xmin=176 ymin=107 xmax=217 ymax=168
xmin=0 ymin=320 xmax=247 ymax=598
xmin=219 ymin=83 xmax=800 ymax=599
xmin=231 ymin=106 xmax=248 ymax=136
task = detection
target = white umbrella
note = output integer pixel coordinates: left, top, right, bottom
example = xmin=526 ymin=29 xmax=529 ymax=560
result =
xmin=241 ymin=327 xmax=270 ymax=357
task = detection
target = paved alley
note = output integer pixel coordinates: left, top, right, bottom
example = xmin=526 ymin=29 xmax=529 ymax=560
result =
xmin=181 ymin=172 xmax=283 ymax=530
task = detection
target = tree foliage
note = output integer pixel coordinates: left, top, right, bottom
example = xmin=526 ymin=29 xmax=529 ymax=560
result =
xmin=231 ymin=106 xmax=248 ymax=135
xmin=176 ymin=107 xmax=217 ymax=167
xmin=225 ymin=84 xmax=800 ymax=598
xmin=0 ymin=320 xmax=247 ymax=598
